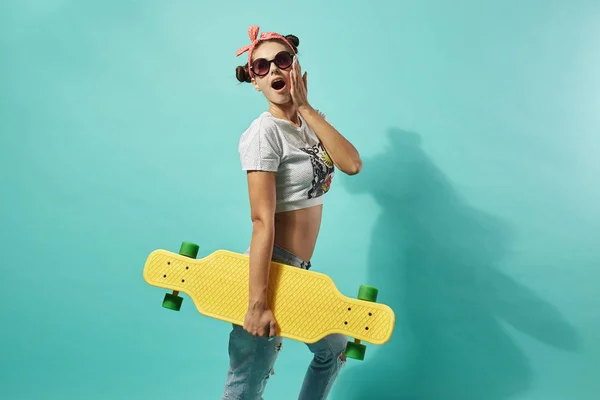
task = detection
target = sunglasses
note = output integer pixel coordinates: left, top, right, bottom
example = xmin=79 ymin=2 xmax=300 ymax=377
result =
xmin=250 ymin=51 xmax=294 ymax=77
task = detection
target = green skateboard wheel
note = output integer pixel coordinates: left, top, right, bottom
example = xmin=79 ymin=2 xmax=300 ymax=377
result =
xmin=179 ymin=241 xmax=199 ymax=258
xmin=345 ymin=341 xmax=366 ymax=361
xmin=357 ymin=285 xmax=378 ymax=302
xmin=162 ymin=293 xmax=183 ymax=311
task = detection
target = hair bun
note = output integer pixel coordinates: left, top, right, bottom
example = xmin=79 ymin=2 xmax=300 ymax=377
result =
xmin=235 ymin=64 xmax=251 ymax=83
xmin=285 ymin=34 xmax=300 ymax=49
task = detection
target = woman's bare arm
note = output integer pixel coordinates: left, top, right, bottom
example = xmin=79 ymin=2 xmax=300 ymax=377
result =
xmin=298 ymin=106 xmax=362 ymax=175
xmin=246 ymin=170 xmax=277 ymax=309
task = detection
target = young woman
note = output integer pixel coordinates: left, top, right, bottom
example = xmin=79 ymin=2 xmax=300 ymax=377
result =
xmin=222 ymin=25 xmax=362 ymax=400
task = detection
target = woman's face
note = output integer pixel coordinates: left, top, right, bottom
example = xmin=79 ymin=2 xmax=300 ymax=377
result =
xmin=250 ymin=41 xmax=295 ymax=105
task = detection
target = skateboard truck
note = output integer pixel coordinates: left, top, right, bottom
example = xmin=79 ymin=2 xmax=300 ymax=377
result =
xmin=344 ymin=285 xmax=379 ymax=361
xmin=161 ymin=241 xmax=199 ymax=311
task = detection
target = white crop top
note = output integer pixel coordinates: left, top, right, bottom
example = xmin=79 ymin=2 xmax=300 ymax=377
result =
xmin=238 ymin=110 xmax=335 ymax=213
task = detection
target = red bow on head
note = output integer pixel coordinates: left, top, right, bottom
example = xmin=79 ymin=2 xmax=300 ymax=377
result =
xmin=236 ymin=25 xmax=261 ymax=57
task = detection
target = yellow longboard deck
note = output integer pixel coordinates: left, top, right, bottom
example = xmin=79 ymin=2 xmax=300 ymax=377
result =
xmin=143 ymin=248 xmax=395 ymax=345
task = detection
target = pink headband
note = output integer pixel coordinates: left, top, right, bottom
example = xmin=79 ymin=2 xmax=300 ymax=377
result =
xmin=236 ymin=25 xmax=297 ymax=78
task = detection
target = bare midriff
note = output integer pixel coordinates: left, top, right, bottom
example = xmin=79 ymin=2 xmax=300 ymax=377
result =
xmin=273 ymin=204 xmax=323 ymax=262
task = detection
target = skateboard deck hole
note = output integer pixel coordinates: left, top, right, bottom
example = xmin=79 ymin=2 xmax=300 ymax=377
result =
xmin=369 ymin=313 xmax=372 ymax=316
xmin=163 ymin=274 xmax=167 ymax=278
xmin=344 ymin=321 xmax=348 ymax=325
xmin=182 ymin=279 xmax=185 ymax=283
xmin=365 ymin=327 xmax=369 ymax=330
xmin=348 ymin=307 xmax=351 ymax=311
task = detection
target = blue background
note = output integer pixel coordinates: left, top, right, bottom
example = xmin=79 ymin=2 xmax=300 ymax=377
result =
xmin=1 ymin=1 xmax=599 ymax=399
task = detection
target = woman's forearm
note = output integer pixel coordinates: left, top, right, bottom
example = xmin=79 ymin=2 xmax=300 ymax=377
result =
xmin=248 ymin=219 xmax=275 ymax=309
xmin=298 ymin=105 xmax=362 ymax=175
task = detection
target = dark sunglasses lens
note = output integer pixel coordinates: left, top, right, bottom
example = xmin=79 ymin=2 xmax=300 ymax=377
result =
xmin=252 ymin=59 xmax=269 ymax=75
xmin=275 ymin=52 xmax=293 ymax=68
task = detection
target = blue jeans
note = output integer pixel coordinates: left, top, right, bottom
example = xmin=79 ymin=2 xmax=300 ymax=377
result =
xmin=222 ymin=245 xmax=348 ymax=399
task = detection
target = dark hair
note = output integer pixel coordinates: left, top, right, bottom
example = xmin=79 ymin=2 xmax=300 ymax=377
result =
xmin=235 ymin=34 xmax=300 ymax=83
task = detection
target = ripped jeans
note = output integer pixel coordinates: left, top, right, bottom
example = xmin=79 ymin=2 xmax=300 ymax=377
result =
xmin=222 ymin=245 xmax=347 ymax=400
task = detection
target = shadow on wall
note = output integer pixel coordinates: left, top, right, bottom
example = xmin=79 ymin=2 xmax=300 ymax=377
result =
xmin=332 ymin=128 xmax=581 ymax=400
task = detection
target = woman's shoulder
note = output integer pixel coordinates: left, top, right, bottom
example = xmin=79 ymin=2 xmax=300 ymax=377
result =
xmin=243 ymin=112 xmax=280 ymax=135
xmin=238 ymin=112 xmax=284 ymax=152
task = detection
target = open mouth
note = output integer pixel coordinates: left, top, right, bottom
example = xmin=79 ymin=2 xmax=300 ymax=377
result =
xmin=271 ymin=78 xmax=286 ymax=91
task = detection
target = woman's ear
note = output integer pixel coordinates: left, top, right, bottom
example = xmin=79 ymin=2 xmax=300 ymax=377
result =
xmin=252 ymin=78 xmax=261 ymax=92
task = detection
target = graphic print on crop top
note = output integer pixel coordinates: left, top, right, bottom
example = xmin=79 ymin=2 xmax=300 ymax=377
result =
xmin=299 ymin=141 xmax=335 ymax=198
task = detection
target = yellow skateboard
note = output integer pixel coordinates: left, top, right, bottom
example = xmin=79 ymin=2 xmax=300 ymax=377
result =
xmin=143 ymin=241 xmax=395 ymax=360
